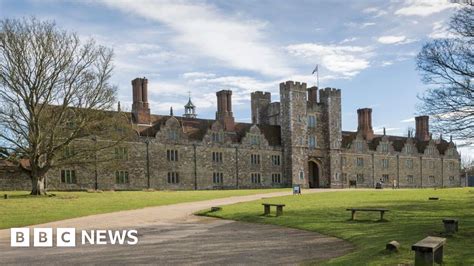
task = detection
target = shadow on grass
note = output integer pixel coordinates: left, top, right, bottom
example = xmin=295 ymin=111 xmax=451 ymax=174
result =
xmin=345 ymin=219 xmax=390 ymax=224
xmin=3 ymin=193 xmax=42 ymax=199
xmin=2 ymin=193 xmax=75 ymax=199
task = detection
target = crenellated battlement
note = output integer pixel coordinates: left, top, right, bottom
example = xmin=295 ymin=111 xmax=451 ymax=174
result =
xmin=280 ymin=80 xmax=307 ymax=92
xmin=251 ymin=91 xmax=272 ymax=125
xmin=319 ymin=87 xmax=341 ymax=97
xmin=251 ymin=91 xmax=271 ymax=97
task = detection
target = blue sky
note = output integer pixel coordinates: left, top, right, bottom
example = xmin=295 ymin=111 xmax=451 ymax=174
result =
xmin=1 ymin=0 xmax=472 ymax=159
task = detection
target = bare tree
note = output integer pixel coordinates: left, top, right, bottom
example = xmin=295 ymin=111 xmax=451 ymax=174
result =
xmin=416 ymin=4 xmax=473 ymax=143
xmin=461 ymin=156 xmax=474 ymax=171
xmin=0 ymin=147 xmax=8 ymax=159
xmin=0 ymin=18 xmax=129 ymax=195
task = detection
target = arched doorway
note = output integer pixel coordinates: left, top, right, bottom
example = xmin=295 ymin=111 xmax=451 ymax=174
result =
xmin=308 ymin=161 xmax=320 ymax=188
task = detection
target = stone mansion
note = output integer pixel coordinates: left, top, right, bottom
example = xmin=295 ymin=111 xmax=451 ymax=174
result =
xmin=0 ymin=77 xmax=464 ymax=191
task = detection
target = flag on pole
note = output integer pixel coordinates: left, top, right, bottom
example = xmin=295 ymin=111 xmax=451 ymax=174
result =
xmin=312 ymin=64 xmax=320 ymax=88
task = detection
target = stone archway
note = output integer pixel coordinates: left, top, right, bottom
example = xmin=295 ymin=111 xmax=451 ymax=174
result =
xmin=308 ymin=160 xmax=322 ymax=188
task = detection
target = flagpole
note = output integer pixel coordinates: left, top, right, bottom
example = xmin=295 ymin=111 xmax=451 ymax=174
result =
xmin=312 ymin=64 xmax=320 ymax=88
xmin=317 ymin=67 xmax=319 ymax=88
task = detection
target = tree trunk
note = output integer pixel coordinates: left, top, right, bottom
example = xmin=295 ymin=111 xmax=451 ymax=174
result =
xmin=30 ymin=176 xmax=46 ymax=195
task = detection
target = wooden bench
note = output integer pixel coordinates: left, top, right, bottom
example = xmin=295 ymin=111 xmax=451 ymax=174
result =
xmin=411 ymin=236 xmax=446 ymax=266
xmin=210 ymin=206 xmax=222 ymax=212
xmin=346 ymin=208 xmax=389 ymax=221
xmin=349 ymin=180 xmax=357 ymax=188
xmin=262 ymin=203 xmax=285 ymax=216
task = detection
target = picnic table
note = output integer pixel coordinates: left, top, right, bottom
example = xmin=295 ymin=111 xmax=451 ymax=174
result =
xmin=412 ymin=236 xmax=446 ymax=266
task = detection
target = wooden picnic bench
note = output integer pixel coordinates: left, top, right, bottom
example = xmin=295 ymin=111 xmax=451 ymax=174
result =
xmin=262 ymin=203 xmax=285 ymax=216
xmin=346 ymin=208 xmax=389 ymax=221
xmin=349 ymin=180 xmax=357 ymax=188
xmin=411 ymin=236 xmax=446 ymax=266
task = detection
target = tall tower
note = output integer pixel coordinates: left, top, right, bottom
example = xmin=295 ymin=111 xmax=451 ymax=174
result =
xmin=320 ymin=88 xmax=342 ymax=188
xmin=131 ymin=77 xmax=151 ymax=124
xmin=183 ymin=94 xmax=197 ymax=118
xmin=280 ymin=81 xmax=308 ymax=187
xmin=251 ymin=91 xmax=271 ymax=124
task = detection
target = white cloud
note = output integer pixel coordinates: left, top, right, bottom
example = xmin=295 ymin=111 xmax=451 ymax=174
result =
xmin=401 ymin=117 xmax=415 ymax=123
xmin=361 ymin=22 xmax=376 ymax=28
xmin=363 ymin=7 xmax=388 ymax=18
xmin=456 ymin=141 xmax=474 ymax=161
xmin=381 ymin=61 xmax=394 ymax=67
xmin=98 ymin=0 xmax=293 ymax=77
xmin=395 ymin=0 xmax=458 ymax=17
xmin=340 ymin=37 xmax=358 ymax=44
xmin=345 ymin=21 xmax=376 ymax=29
xmin=377 ymin=35 xmax=415 ymax=45
xmin=184 ymin=74 xmax=278 ymax=105
xmin=429 ymin=21 xmax=457 ymax=39
xmin=182 ymin=72 xmax=217 ymax=79
xmin=286 ymin=43 xmax=373 ymax=78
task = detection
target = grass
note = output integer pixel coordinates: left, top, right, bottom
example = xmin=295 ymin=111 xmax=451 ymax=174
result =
xmin=202 ymin=188 xmax=474 ymax=265
xmin=0 ymin=188 xmax=287 ymax=229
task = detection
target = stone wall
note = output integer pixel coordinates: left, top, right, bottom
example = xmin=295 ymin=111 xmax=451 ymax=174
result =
xmin=340 ymin=148 xmax=461 ymax=188
xmin=0 ymin=79 xmax=463 ymax=191
xmin=33 ymin=125 xmax=285 ymax=191
xmin=280 ymin=81 xmax=309 ymax=188
xmin=320 ymin=88 xmax=342 ymax=188
xmin=0 ymin=168 xmax=30 ymax=191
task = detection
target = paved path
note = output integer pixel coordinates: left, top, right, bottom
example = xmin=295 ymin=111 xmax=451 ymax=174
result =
xmin=0 ymin=189 xmax=354 ymax=265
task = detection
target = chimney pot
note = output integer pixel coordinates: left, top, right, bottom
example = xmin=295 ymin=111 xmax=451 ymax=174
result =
xmin=131 ymin=77 xmax=151 ymax=124
xmin=357 ymin=108 xmax=374 ymax=141
xmin=415 ymin=116 xmax=430 ymax=141
xmin=216 ymin=90 xmax=234 ymax=131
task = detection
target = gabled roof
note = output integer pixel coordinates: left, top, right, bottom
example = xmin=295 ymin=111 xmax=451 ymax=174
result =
xmin=342 ymin=130 xmax=453 ymax=155
xmin=135 ymin=114 xmax=282 ymax=146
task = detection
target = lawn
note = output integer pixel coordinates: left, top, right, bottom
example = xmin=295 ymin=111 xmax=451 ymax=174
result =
xmin=203 ymin=188 xmax=474 ymax=265
xmin=0 ymin=188 xmax=287 ymax=229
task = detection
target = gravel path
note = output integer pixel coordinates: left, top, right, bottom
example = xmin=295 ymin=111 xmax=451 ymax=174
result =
xmin=0 ymin=189 xmax=354 ymax=265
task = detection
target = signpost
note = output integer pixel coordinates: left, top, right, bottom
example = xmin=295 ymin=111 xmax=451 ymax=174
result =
xmin=293 ymin=184 xmax=301 ymax=195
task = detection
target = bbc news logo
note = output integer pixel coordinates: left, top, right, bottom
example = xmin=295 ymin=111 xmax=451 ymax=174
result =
xmin=11 ymin=228 xmax=139 ymax=247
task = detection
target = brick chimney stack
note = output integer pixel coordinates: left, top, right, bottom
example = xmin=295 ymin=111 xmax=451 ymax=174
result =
xmin=307 ymin=86 xmax=318 ymax=104
xmin=131 ymin=77 xmax=151 ymax=124
xmin=357 ymin=108 xmax=374 ymax=141
xmin=216 ymin=90 xmax=235 ymax=131
xmin=415 ymin=115 xmax=430 ymax=141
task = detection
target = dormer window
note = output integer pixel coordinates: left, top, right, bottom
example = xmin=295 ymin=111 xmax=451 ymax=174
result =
xmin=355 ymin=142 xmax=364 ymax=151
xmin=66 ymin=120 xmax=75 ymax=129
xmin=250 ymin=134 xmax=260 ymax=145
xmin=381 ymin=143 xmax=389 ymax=152
xmin=426 ymin=146 xmax=434 ymax=155
xmin=211 ymin=132 xmax=222 ymax=142
xmin=168 ymin=130 xmax=178 ymax=141
xmin=115 ymin=147 xmax=128 ymax=160
xmin=63 ymin=146 xmax=75 ymax=158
